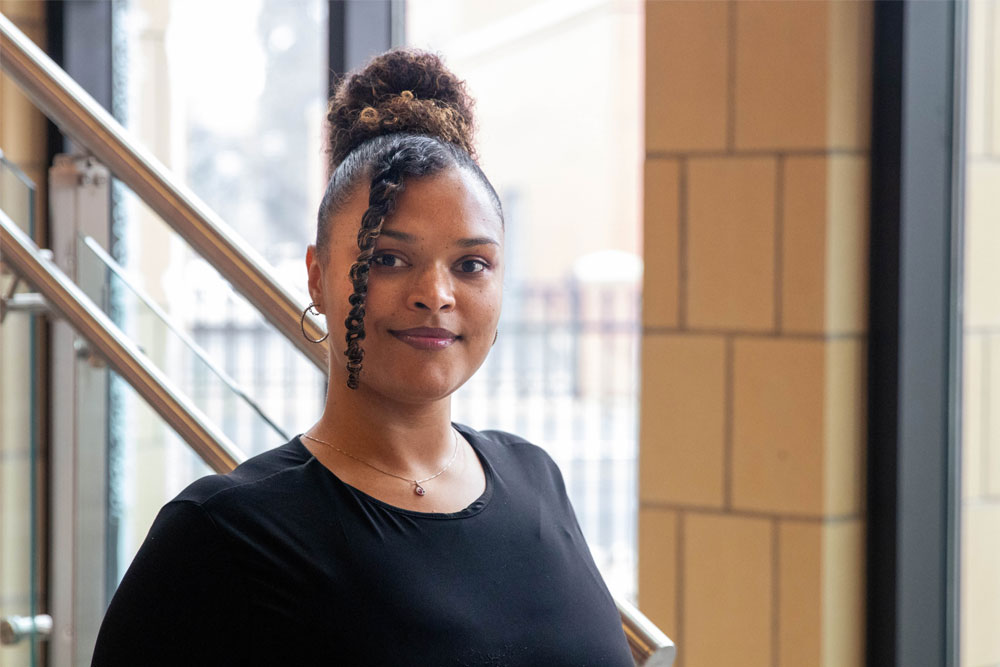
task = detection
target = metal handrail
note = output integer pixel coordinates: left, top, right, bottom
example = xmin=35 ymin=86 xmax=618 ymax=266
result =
xmin=0 ymin=13 xmax=326 ymax=370
xmin=0 ymin=12 xmax=673 ymax=665
xmin=619 ymin=597 xmax=676 ymax=666
xmin=0 ymin=210 xmax=244 ymax=474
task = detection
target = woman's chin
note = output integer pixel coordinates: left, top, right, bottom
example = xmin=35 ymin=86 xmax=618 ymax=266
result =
xmin=349 ymin=369 xmax=470 ymax=405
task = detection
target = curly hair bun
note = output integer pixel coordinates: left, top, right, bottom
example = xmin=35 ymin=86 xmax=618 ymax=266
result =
xmin=327 ymin=49 xmax=477 ymax=169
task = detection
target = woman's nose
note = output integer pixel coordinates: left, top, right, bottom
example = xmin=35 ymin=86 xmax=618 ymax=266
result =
xmin=409 ymin=266 xmax=455 ymax=311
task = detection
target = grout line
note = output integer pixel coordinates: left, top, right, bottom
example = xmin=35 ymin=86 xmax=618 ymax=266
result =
xmin=726 ymin=0 xmax=737 ymax=151
xmin=987 ymin=0 xmax=996 ymax=153
xmin=2 ymin=160 xmax=49 ymax=172
xmin=641 ymin=326 xmax=866 ymax=341
xmin=772 ymin=519 xmax=780 ymax=667
xmin=639 ymin=501 xmax=863 ymax=524
xmin=774 ymin=156 xmax=785 ymax=333
xmin=964 ymin=324 xmax=1000 ymax=335
xmin=962 ymin=153 xmax=1000 ymax=164
xmin=724 ymin=335 xmax=735 ymax=510
xmin=855 ymin=0 xmax=869 ymax=154
xmin=678 ymin=158 xmax=689 ymax=330
xmin=984 ymin=336 xmax=992 ymax=495
xmin=676 ymin=509 xmax=685 ymax=663
xmin=646 ymin=147 xmax=868 ymax=160
xmin=961 ymin=494 xmax=1000 ymax=507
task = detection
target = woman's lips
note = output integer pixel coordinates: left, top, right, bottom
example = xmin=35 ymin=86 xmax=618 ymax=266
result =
xmin=390 ymin=327 xmax=459 ymax=350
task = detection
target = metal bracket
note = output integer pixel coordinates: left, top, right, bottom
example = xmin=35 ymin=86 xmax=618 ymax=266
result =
xmin=0 ymin=251 xmax=55 ymax=323
xmin=73 ymin=338 xmax=107 ymax=368
xmin=0 ymin=615 xmax=53 ymax=645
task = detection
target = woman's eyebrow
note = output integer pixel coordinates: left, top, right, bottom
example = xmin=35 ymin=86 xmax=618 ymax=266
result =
xmin=457 ymin=236 xmax=500 ymax=248
xmin=379 ymin=228 xmax=499 ymax=248
xmin=379 ymin=229 xmax=417 ymax=242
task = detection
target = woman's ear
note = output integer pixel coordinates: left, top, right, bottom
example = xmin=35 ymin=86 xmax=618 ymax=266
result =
xmin=305 ymin=244 xmax=323 ymax=311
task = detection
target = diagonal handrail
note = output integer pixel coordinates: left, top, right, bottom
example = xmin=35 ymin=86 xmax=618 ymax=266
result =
xmin=0 ymin=13 xmax=673 ymax=665
xmin=0 ymin=209 xmax=245 ymax=473
xmin=619 ymin=597 xmax=676 ymax=666
xmin=0 ymin=12 xmax=327 ymax=370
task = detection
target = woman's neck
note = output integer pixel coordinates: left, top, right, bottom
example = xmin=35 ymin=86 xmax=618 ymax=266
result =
xmin=308 ymin=378 xmax=455 ymax=472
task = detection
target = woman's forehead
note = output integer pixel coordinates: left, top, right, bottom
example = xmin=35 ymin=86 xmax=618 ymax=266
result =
xmin=332 ymin=167 xmax=502 ymax=242
xmin=391 ymin=170 xmax=500 ymax=226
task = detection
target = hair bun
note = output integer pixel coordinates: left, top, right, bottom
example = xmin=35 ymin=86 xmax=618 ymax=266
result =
xmin=327 ymin=49 xmax=477 ymax=169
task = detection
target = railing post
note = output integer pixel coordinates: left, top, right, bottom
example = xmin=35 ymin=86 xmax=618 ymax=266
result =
xmin=47 ymin=154 xmax=112 ymax=666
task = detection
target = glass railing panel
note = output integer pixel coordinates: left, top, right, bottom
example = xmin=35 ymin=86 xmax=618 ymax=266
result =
xmin=70 ymin=183 xmax=325 ymax=627
xmin=69 ymin=344 xmax=214 ymax=664
xmin=76 ymin=231 xmax=291 ymax=447
xmin=0 ymin=151 xmax=35 ymax=233
xmin=74 ymin=180 xmax=326 ymax=460
xmin=39 ymin=162 xmax=322 ymax=660
xmin=0 ymin=157 xmax=41 ymax=667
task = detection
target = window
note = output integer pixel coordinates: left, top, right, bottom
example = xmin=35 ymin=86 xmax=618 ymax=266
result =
xmin=108 ymin=0 xmax=328 ymax=585
xmin=406 ymin=0 xmax=644 ymax=599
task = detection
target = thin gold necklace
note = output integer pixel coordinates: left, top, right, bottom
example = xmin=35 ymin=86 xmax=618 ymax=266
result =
xmin=300 ymin=428 xmax=460 ymax=496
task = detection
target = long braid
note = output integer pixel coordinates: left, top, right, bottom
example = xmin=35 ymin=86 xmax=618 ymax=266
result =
xmin=343 ymin=152 xmax=414 ymax=388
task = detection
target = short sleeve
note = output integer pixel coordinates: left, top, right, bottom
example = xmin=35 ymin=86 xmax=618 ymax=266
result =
xmin=91 ymin=500 xmax=246 ymax=666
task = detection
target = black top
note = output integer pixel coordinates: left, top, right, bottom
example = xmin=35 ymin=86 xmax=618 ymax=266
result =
xmin=92 ymin=424 xmax=634 ymax=666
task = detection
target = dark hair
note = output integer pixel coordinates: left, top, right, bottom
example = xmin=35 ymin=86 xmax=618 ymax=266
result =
xmin=316 ymin=49 xmax=503 ymax=389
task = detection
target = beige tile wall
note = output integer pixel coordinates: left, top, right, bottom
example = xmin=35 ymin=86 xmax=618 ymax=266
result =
xmin=0 ymin=0 xmax=48 ymax=233
xmin=640 ymin=2 xmax=872 ymax=665
xmin=0 ymin=4 xmax=48 ymax=665
xmin=961 ymin=3 xmax=1000 ymax=665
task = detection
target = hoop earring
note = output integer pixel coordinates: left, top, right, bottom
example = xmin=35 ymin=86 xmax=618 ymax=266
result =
xmin=493 ymin=330 xmax=498 ymax=346
xmin=300 ymin=303 xmax=329 ymax=343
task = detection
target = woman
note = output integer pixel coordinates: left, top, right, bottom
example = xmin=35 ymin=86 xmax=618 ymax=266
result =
xmin=93 ymin=49 xmax=634 ymax=665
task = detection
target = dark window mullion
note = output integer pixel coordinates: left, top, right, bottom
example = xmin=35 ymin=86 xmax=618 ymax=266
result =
xmin=327 ymin=0 xmax=393 ymax=97
xmin=867 ymin=2 xmax=965 ymax=666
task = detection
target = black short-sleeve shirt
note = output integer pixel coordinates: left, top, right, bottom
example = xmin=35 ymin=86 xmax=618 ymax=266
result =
xmin=91 ymin=424 xmax=634 ymax=666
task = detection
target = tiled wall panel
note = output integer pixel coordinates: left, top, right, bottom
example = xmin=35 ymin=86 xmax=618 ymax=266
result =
xmin=641 ymin=2 xmax=871 ymax=664
xmin=734 ymin=1 xmax=829 ymax=150
xmin=640 ymin=335 xmax=726 ymax=507
xmin=643 ymin=159 xmax=681 ymax=328
xmin=686 ymin=157 xmax=776 ymax=331
xmin=732 ymin=338 xmax=823 ymax=516
xmin=683 ymin=513 xmax=772 ymax=667
xmin=638 ymin=508 xmax=678 ymax=638
xmin=645 ymin=1 xmax=729 ymax=152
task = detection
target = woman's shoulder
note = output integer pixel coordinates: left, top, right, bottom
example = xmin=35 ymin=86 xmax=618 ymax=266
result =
xmin=456 ymin=423 xmax=546 ymax=455
xmin=173 ymin=437 xmax=313 ymax=508
xmin=455 ymin=423 xmax=564 ymax=482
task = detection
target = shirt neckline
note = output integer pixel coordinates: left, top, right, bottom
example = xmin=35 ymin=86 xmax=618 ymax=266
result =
xmin=294 ymin=422 xmax=494 ymax=520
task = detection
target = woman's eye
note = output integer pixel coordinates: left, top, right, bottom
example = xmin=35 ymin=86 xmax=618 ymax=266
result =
xmin=372 ymin=253 xmax=403 ymax=268
xmin=458 ymin=259 xmax=488 ymax=274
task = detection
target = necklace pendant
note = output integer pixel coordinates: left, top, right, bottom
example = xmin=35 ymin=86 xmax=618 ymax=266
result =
xmin=414 ymin=484 xmax=426 ymax=496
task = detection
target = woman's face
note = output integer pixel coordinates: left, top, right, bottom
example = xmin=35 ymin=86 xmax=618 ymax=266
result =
xmin=306 ymin=166 xmax=503 ymax=404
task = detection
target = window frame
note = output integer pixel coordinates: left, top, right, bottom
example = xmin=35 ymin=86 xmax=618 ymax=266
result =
xmin=866 ymin=1 xmax=967 ymax=665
